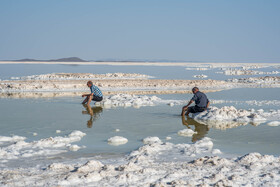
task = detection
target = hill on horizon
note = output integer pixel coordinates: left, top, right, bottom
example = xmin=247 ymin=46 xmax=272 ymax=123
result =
xmin=15 ymin=57 xmax=87 ymax=62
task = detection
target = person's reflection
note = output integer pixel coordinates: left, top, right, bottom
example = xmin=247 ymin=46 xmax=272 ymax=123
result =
xmin=181 ymin=115 xmax=209 ymax=142
xmin=82 ymin=104 xmax=103 ymax=128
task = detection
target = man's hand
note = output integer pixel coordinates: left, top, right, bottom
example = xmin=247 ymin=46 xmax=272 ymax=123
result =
xmin=181 ymin=106 xmax=188 ymax=116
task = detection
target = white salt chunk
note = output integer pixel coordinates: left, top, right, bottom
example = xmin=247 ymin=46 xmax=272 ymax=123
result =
xmin=177 ymin=129 xmax=197 ymax=137
xmin=267 ymin=121 xmax=280 ymax=126
xmin=69 ymin=145 xmax=81 ymax=151
xmin=107 ymin=136 xmax=128 ymax=146
xmin=142 ymin=137 xmax=161 ymax=144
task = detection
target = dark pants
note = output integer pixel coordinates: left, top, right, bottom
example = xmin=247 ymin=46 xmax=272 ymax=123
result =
xmin=189 ymin=105 xmax=206 ymax=113
xmin=92 ymin=96 xmax=103 ymax=102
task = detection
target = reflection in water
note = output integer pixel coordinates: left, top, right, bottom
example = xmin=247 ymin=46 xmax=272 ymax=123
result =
xmin=82 ymin=104 xmax=103 ymax=128
xmin=181 ymin=115 xmax=209 ymax=142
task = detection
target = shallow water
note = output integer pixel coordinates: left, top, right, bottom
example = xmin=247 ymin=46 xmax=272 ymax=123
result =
xmin=0 ymin=63 xmax=280 ymax=170
xmin=1 ymin=88 xmax=280 ymax=169
xmin=0 ymin=64 xmax=279 ymax=80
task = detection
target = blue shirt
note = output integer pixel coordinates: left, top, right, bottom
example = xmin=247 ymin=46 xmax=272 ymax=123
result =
xmin=90 ymin=85 xmax=103 ymax=97
xmin=191 ymin=91 xmax=209 ymax=108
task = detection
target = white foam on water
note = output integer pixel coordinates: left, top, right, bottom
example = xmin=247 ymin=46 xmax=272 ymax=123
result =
xmin=107 ymin=136 xmax=128 ymax=146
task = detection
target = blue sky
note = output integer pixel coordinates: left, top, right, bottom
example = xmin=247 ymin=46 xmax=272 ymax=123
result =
xmin=0 ymin=0 xmax=279 ymax=62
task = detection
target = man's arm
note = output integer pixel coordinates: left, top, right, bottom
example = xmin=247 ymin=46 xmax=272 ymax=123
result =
xmin=181 ymin=100 xmax=193 ymax=116
xmin=205 ymin=99 xmax=210 ymax=110
xmin=82 ymin=93 xmax=94 ymax=97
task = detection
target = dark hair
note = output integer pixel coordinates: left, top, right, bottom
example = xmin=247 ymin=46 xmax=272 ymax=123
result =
xmin=87 ymin=81 xmax=93 ymax=85
xmin=192 ymin=87 xmax=199 ymax=92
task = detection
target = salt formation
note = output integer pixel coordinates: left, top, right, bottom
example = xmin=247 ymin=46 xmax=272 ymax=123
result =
xmin=11 ymin=73 xmax=153 ymax=80
xmin=227 ymin=76 xmax=280 ymax=84
xmin=107 ymin=136 xmax=128 ymax=146
xmin=142 ymin=137 xmax=161 ymax=144
xmin=187 ymin=106 xmax=280 ymax=130
xmin=193 ymin=74 xmax=208 ymax=78
xmin=0 ymin=131 xmax=86 ymax=160
xmin=1 ymin=137 xmax=280 ymax=186
xmin=267 ymin=121 xmax=280 ymax=126
xmin=95 ymin=94 xmax=161 ymax=108
xmin=0 ymin=135 xmax=26 ymax=144
xmin=177 ymin=129 xmax=197 ymax=137
xmin=185 ymin=67 xmax=210 ymax=71
xmin=193 ymin=106 xmax=266 ymax=122
xmin=222 ymin=69 xmax=279 ymax=76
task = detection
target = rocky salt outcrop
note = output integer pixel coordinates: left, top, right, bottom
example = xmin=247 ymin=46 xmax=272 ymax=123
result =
xmin=1 ymin=137 xmax=280 ymax=186
xmin=11 ymin=73 xmax=153 ymax=80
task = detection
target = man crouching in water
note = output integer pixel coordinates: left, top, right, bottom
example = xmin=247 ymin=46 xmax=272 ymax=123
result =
xmin=82 ymin=81 xmax=103 ymax=105
xmin=181 ymin=87 xmax=210 ymax=117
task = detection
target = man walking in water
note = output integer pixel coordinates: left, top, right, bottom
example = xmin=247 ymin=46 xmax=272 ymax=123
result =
xmin=181 ymin=87 xmax=210 ymax=116
xmin=82 ymin=81 xmax=103 ymax=105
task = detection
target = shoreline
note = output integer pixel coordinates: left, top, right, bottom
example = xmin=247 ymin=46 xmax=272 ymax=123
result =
xmin=1 ymin=133 xmax=280 ymax=186
xmin=1 ymin=73 xmax=280 ymax=98
xmin=1 ymin=61 xmax=280 ymax=67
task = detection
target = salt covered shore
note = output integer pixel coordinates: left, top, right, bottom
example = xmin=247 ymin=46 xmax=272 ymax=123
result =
xmin=1 ymin=73 xmax=280 ymax=98
xmin=0 ymin=73 xmax=228 ymax=94
xmin=1 ymin=135 xmax=280 ymax=186
xmin=10 ymin=73 xmax=153 ymax=80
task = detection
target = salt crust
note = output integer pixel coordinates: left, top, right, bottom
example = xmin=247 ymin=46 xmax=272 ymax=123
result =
xmin=1 ymin=76 xmax=280 ymax=97
xmin=185 ymin=67 xmax=209 ymax=71
xmin=226 ymin=76 xmax=280 ymax=87
xmin=186 ymin=106 xmax=280 ymax=130
xmin=177 ymin=129 xmax=197 ymax=137
xmin=267 ymin=121 xmax=280 ymax=127
xmin=107 ymin=136 xmax=128 ymax=146
xmin=142 ymin=137 xmax=161 ymax=144
xmin=11 ymin=73 xmax=152 ymax=80
xmin=1 ymin=137 xmax=280 ymax=186
xmin=0 ymin=78 xmax=227 ymax=93
xmin=193 ymin=74 xmax=208 ymax=78
xmin=0 ymin=131 xmax=86 ymax=160
xmin=220 ymin=69 xmax=280 ymax=76
xmin=95 ymin=94 xmax=161 ymax=108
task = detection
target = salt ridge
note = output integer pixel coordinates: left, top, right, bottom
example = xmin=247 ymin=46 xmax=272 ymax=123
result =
xmin=1 ymin=137 xmax=280 ymax=186
xmin=0 ymin=131 xmax=86 ymax=161
xmin=11 ymin=72 xmax=153 ymax=80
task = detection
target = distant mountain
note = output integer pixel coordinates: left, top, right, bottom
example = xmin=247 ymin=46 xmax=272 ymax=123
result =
xmin=16 ymin=58 xmax=40 ymax=62
xmin=49 ymin=57 xmax=87 ymax=62
xmin=15 ymin=57 xmax=88 ymax=62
